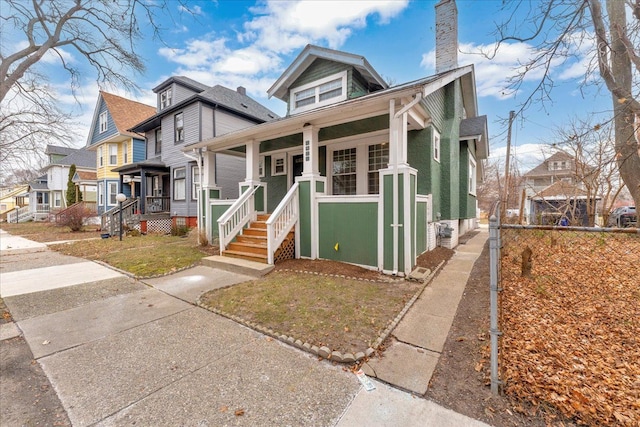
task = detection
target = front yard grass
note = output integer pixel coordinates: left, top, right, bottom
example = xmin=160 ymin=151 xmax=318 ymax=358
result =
xmin=200 ymin=269 xmax=424 ymax=355
xmin=50 ymin=233 xmax=217 ymax=277
xmin=2 ymin=221 xmax=101 ymax=242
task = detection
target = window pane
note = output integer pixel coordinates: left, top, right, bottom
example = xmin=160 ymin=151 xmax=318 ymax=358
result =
xmin=174 ymin=167 xmax=186 ymax=200
xmin=333 ymin=174 xmax=356 ymax=196
xmin=319 ymin=78 xmax=342 ymax=101
xmin=368 ymin=143 xmax=389 ymax=194
xmin=174 ymin=168 xmax=186 ymax=179
xmin=332 ymin=148 xmax=357 ymax=195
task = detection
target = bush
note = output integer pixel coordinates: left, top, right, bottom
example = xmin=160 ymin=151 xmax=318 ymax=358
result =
xmin=60 ymin=207 xmax=92 ymax=232
xmin=170 ymin=224 xmax=190 ymax=237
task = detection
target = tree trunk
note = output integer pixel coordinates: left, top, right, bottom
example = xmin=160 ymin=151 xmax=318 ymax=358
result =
xmin=607 ymin=0 xmax=640 ymax=208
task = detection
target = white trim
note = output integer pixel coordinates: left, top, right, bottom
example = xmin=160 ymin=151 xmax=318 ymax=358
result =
xmin=468 ymin=151 xmax=477 ymax=196
xmin=316 ymin=195 xmax=379 ymax=203
xmin=108 ymin=143 xmax=118 ymax=166
xmin=287 ymin=149 xmax=303 ymax=189
xmin=107 ymin=182 xmax=118 ymax=206
xmin=99 ymin=111 xmax=108 ymax=133
xmin=433 ymin=127 xmax=441 ymax=163
xmin=271 ymin=153 xmax=287 ymax=176
xmin=258 ymin=156 xmax=265 ymax=178
xmin=289 ymin=71 xmax=348 ymax=114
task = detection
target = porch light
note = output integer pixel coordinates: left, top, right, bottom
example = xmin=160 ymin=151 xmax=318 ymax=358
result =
xmin=116 ymin=193 xmax=127 ymax=241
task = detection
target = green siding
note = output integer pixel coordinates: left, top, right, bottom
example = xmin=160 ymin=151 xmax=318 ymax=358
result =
xmin=261 ymin=134 xmax=303 ymax=153
xmin=318 ymin=202 xmax=378 ymax=267
xmin=298 ymin=180 xmax=312 ymax=257
xmin=291 ymin=59 xmax=350 ymax=89
xmin=263 ymin=156 xmax=287 ymax=212
xmin=423 ymin=88 xmax=446 ymax=131
xmin=209 ymin=189 xmax=220 ymax=199
xmin=319 ymin=115 xmax=388 ymax=141
xmin=383 ymin=174 xmax=394 ymax=271
xmin=440 ymin=81 xmax=462 ymax=220
xmin=416 ymin=202 xmax=428 ymax=254
xmin=255 ymin=185 xmax=265 ymax=212
xmin=210 ymin=203 xmax=233 ymax=237
xmin=410 ymin=174 xmax=416 ymax=263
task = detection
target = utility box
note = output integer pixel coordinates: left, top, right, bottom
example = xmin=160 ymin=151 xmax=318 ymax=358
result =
xmin=438 ymin=223 xmax=453 ymax=238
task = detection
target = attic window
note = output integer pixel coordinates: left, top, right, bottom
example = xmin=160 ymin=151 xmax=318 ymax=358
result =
xmin=160 ymin=88 xmax=172 ymax=110
xmin=99 ymin=112 xmax=108 ymax=133
xmin=290 ymin=71 xmax=347 ymax=114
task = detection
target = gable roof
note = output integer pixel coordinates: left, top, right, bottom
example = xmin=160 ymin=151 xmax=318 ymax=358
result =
xmin=45 ymin=145 xmax=77 ymax=157
xmin=531 ymin=181 xmax=589 ymax=200
xmin=460 ymin=115 xmax=489 ymax=159
xmin=268 ymin=44 xmax=388 ymax=101
xmin=100 ymin=91 xmax=156 ymax=138
xmin=44 ymin=148 xmax=95 ymax=169
xmin=74 ymin=170 xmax=97 ymax=180
xmin=130 ymin=83 xmax=280 ymax=133
xmin=524 ymin=151 xmax=575 ymax=177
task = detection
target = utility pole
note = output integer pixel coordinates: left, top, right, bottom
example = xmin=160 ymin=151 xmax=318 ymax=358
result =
xmin=501 ymin=110 xmax=515 ymax=221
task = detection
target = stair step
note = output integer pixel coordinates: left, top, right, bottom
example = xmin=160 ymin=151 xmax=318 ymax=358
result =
xmin=222 ymin=250 xmax=268 ymax=263
xmin=256 ymin=214 xmax=271 ymax=221
xmin=236 ymin=235 xmax=267 ymax=244
xmin=251 ymin=221 xmax=267 ymax=229
xmin=243 ymin=227 xmax=267 ymax=237
xmin=227 ymin=242 xmax=268 ymax=255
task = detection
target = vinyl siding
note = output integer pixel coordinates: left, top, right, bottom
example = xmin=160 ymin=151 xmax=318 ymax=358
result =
xmin=132 ymin=138 xmax=146 ymax=162
xmin=215 ymin=153 xmax=245 ymax=199
xmin=201 ymin=105 xmax=214 ymax=140
xmin=215 ymin=109 xmax=257 ymax=136
xmin=88 ymin=98 xmax=118 ymax=146
xmin=423 ymin=88 xmax=446 ymax=133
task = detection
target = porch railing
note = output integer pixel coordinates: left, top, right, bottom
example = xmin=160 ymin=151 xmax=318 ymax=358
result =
xmin=145 ymin=196 xmax=170 ymax=213
xmin=218 ymin=185 xmax=261 ymax=252
xmin=6 ymin=205 xmax=32 ymax=223
xmin=35 ymin=203 xmax=50 ymax=213
xmin=266 ymin=182 xmax=299 ymax=264
xmin=101 ymin=198 xmax=139 ymax=236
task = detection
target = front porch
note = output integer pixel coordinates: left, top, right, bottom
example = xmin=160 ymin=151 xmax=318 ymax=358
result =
xmin=112 ymin=160 xmax=171 ymax=215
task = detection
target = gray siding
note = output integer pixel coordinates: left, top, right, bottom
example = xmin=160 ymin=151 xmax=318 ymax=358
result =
xmin=146 ymin=129 xmax=157 ymax=159
xmin=202 ymin=105 xmax=214 ymax=140
xmin=215 ymin=110 xmax=256 ymax=136
xmin=173 ymin=83 xmax=198 ymax=105
xmin=216 ymin=153 xmax=245 ymax=199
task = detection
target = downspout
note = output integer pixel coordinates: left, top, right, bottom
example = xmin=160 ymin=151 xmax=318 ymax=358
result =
xmin=184 ymin=148 xmax=204 ymax=244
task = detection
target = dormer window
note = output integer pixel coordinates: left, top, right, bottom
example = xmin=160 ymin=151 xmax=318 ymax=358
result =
xmin=99 ymin=111 xmax=108 ymax=133
xmin=290 ymin=71 xmax=347 ymax=114
xmin=160 ymin=88 xmax=172 ymax=110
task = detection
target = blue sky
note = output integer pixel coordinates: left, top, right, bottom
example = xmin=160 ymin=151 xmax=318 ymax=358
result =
xmin=19 ymin=0 xmax=613 ymax=172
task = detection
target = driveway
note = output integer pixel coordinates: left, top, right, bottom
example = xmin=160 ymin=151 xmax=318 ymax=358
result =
xmin=1 ymin=233 xmax=488 ymax=427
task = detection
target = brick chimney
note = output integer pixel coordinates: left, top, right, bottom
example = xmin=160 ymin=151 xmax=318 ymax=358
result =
xmin=435 ymin=0 xmax=458 ymax=73
xmin=237 ymin=86 xmax=247 ymax=96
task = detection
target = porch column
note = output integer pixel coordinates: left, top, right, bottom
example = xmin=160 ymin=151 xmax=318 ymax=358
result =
xmin=240 ymin=140 xmax=266 ymax=212
xmin=202 ymin=150 xmax=221 ymax=242
xmin=140 ymin=170 xmax=147 ymax=214
xmin=297 ymin=125 xmax=324 ymax=259
xmin=379 ymin=100 xmax=417 ymax=276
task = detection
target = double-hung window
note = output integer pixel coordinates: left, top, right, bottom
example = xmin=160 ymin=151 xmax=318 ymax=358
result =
xmin=98 ymin=146 xmax=104 ymax=167
xmin=160 ymin=88 xmax=172 ymax=109
xmin=433 ymin=128 xmax=441 ymax=162
xmin=155 ymin=129 xmax=162 ymax=155
xmin=175 ymin=113 xmax=184 ymax=143
xmin=332 ymin=148 xmax=357 ymax=195
xmin=108 ymin=182 xmax=118 ymax=205
xmin=98 ymin=183 xmax=104 ymax=205
xmin=99 ymin=112 xmax=108 ymax=133
xmin=368 ymin=143 xmax=389 ymax=194
xmin=123 ymin=142 xmax=129 ymax=164
xmin=108 ymin=144 xmax=118 ymax=165
xmin=290 ymin=71 xmax=347 ymax=114
xmin=469 ymin=156 xmax=477 ymax=195
xmin=191 ymin=165 xmax=200 ymax=200
xmin=173 ymin=167 xmax=186 ymax=200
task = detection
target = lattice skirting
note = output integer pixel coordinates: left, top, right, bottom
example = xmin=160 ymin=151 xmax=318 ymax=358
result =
xmin=274 ymin=236 xmax=295 ymax=264
xmin=146 ymin=218 xmax=172 ymax=234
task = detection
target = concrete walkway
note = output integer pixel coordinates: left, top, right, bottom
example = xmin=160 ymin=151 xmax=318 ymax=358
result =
xmin=0 ymin=228 xmax=47 ymax=255
xmin=361 ymin=230 xmax=488 ymax=395
xmin=0 ymin=230 xmax=491 ymax=426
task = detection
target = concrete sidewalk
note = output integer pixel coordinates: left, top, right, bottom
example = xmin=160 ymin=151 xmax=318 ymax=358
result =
xmin=0 ymin=228 xmax=47 ymax=255
xmin=361 ymin=230 xmax=488 ymax=396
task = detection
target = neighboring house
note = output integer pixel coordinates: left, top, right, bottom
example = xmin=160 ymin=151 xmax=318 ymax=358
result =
xmin=85 ymin=91 xmax=156 ymax=214
xmin=185 ymin=0 xmax=488 ymax=276
xmin=520 ymin=151 xmax=597 ymax=225
xmin=25 ymin=145 xmax=96 ymax=220
xmin=119 ymin=76 xmax=279 ymax=230
xmin=0 ymin=185 xmax=29 ymax=221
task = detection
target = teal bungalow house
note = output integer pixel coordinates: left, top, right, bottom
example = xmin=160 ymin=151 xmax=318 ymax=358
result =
xmin=185 ymin=0 xmax=488 ymax=276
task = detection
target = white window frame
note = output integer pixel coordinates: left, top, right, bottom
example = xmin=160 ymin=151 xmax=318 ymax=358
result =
xmin=258 ymin=156 xmax=265 ymax=178
xmin=272 ymin=153 xmax=287 ymax=176
xmin=98 ymin=146 xmax=104 ymax=167
xmin=123 ymin=142 xmax=129 ymax=164
xmin=160 ymin=88 xmax=172 ymax=110
xmin=108 ymin=143 xmax=118 ymax=165
xmin=289 ymin=71 xmax=348 ymax=114
xmin=99 ymin=111 xmax=108 ymax=133
xmin=98 ymin=183 xmax=104 ymax=205
xmin=433 ymin=128 xmax=441 ymax=163
xmin=107 ymin=182 xmax=118 ymax=206
xmin=155 ymin=129 xmax=162 ymax=155
xmin=468 ymin=154 xmax=477 ymax=196
xmin=53 ymin=192 xmax=62 ymax=208
xmin=173 ymin=167 xmax=186 ymax=201
xmin=191 ymin=165 xmax=200 ymax=200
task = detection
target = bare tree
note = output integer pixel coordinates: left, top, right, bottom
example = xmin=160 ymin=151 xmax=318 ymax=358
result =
xmin=489 ymin=0 xmax=640 ymax=208
xmin=553 ymin=118 xmax=625 ymax=226
xmin=0 ymin=0 xmax=186 ymax=171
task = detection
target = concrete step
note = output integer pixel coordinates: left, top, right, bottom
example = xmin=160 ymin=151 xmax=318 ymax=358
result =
xmin=201 ymin=255 xmax=273 ymax=276
xmin=226 ymin=241 xmax=268 ymax=255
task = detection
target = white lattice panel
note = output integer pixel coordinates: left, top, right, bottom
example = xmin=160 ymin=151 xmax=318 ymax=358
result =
xmin=147 ymin=218 xmax=172 ymax=234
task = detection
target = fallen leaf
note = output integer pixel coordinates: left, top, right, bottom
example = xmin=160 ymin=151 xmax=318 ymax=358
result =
xmin=234 ymin=409 xmax=245 ymax=416
xmin=219 ymin=406 xmax=228 ymax=413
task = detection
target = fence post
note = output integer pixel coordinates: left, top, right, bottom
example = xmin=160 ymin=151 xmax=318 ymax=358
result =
xmin=489 ymin=213 xmax=502 ymax=395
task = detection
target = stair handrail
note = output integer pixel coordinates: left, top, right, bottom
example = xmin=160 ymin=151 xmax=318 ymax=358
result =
xmin=7 ymin=205 xmax=31 ymax=223
xmin=266 ymin=182 xmax=299 ymax=265
xmin=218 ymin=185 xmax=261 ymax=252
xmin=101 ymin=198 xmax=138 ymax=235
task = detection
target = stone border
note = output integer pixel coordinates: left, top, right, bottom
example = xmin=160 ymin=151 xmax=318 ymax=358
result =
xmin=196 ymin=260 xmax=445 ymax=363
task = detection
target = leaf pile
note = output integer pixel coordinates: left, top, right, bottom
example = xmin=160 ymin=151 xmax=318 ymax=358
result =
xmin=500 ymin=230 xmax=639 ymax=426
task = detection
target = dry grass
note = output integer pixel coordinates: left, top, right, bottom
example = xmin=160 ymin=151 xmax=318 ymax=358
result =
xmin=1 ymin=221 xmax=101 ymax=242
xmin=200 ymin=270 xmax=422 ymax=354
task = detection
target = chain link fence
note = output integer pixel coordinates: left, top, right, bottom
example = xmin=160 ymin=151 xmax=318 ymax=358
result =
xmin=489 ymin=209 xmax=640 ymax=425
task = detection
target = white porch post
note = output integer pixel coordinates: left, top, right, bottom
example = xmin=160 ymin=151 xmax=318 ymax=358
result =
xmin=302 ymin=125 xmax=319 ymax=177
xmin=244 ymin=139 xmax=260 ymax=184
xmin=298 ymin=125 xmax=323 ymax=259
xmin=202 ymin=150 xmax=220 ymax=242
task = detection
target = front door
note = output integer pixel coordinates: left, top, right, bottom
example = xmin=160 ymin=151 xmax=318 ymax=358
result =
xmin=292 ymin=154 xmax=304 ymax=185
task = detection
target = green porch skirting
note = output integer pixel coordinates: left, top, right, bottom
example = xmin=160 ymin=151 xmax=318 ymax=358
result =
xmin=318 ymin=201 xmax=378 ymax=268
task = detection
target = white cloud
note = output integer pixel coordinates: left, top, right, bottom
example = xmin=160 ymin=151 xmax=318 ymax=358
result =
xmin=490 ymin=143 xmax=554 ymax=173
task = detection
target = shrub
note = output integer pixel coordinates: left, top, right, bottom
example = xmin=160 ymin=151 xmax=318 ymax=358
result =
xmin=170 ymin=224 xmax=190 ymax=237
xmin=60 ymin=207 xmax=92 ymax=232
